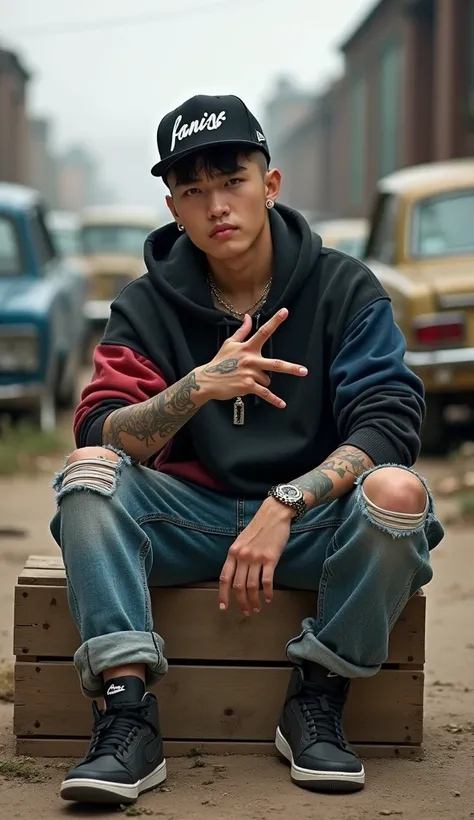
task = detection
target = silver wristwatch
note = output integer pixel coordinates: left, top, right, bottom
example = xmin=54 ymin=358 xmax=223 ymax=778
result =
xmin=268 ymin=484 xmax=307 ymax=523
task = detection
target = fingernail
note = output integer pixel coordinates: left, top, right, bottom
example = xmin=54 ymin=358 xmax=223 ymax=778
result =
xmin=265 ymin=598 xmax=271 ymax=604
xmin=219 ymin=603 xmax=226 ymax=610
xmin=279 ymin=308 xmax=287 ymax=317
xmin=253 ymin=608 xmax=260 ymax=614
xmin=279 ymin=400 xmax=286 ymax=408
xmin=243 ymin=611 xmax=250 ymax=617
xmin=299 ymin=367 xmax=308 ymax=375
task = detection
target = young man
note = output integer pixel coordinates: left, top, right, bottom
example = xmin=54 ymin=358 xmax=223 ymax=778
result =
xmin=51 ymin=94 xmax=444 ymax=805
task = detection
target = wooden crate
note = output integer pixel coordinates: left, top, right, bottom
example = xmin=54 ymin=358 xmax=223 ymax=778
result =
xmin=14 ymin=555 xmax=426 ymax=759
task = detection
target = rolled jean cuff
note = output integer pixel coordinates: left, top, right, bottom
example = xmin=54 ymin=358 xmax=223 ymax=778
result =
xmin=74 ymin=631 xmax=169 ymax=698
xmin=286 ymin=624 xmax=380 ymax=678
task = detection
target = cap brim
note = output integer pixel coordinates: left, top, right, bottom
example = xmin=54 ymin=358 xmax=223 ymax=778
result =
xmin=151 ymin=138 xmax=270 ymax=178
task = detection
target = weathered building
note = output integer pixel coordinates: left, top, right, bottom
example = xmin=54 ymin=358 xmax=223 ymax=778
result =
xmin=273 ymin=0 xmax=474 ymax=219
xmin=56 ymin=146 xmax=99 ymax=211
xmin=0 ymin=46 xmax=30 ymax=184
xmin=28 ymin=117 xmax=58 ymax=206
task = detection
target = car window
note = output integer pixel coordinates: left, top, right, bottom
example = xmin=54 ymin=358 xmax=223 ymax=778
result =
xmin=82 ymin=224 xmax=152 ymax=256
xmin=366 ymin=193 xmax=398 ymax=264
xmin=53 ymin=226 xmax=81 ymax=256
xmin=0 ymin=215 xmax=22 ymax=276
xmin=30 ymin=206 xmax=57 ymax=267
xmin=412 ymin=190 xmax=474 ymax=257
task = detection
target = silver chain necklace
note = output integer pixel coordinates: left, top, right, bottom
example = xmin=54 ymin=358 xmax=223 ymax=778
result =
xmin=207 ymin=275 xmax=272 ymax=320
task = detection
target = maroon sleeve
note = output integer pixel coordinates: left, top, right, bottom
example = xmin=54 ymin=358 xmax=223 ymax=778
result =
xmin=74 ymin=344 xmax=168 ymax=447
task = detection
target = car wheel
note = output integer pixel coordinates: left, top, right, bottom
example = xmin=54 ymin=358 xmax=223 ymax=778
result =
xmin=421 ymin=394 xmax=447 ymax=455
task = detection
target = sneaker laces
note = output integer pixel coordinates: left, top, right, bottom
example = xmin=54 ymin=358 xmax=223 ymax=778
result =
xmin=298 ymin=681 xmax=349 ymax=750
xmin=85 ymin=700 xmax=156 ymax=761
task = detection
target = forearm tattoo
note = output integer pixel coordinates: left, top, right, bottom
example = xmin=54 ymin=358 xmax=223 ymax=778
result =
xmin=290 ymin=445 xmax=373 ymax=507
xmin=104 ymin=371 xmax=201 ymax=451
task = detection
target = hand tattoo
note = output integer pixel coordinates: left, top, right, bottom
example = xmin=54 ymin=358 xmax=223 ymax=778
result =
xmin=290 ymin=445 xmax=372 ymax=507
xmin=104 ymin=371 xmax=201 ymax=450
xmin=204 ymin=358 xmax=239 ymax=374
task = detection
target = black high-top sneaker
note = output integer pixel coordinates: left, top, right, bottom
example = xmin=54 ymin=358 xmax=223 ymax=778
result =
xmin=60 ymin=676 xmax=166 ymax=804
xmin=275 ymin=663 xmax=365 ymax=792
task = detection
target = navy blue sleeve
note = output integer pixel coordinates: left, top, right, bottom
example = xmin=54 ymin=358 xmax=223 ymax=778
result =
xmin=329 ymin=299 xmax=425 ymax=467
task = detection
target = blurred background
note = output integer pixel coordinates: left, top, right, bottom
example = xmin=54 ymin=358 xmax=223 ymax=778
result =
xmin=1 ymin=0 xmax=474 ymax=461
xmin=2 ymin=0 xmax=473 ymax=216
xmin=1 ymin=0 xmax=379 ymax=215
xmin=1 ymin=0 xmax=474 ymax=456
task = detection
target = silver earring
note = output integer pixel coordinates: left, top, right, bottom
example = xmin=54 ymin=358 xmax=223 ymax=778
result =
xmin=177 ymin=223 xmax=185 ymax=232
xmin=266 ymin=199 xmax=274 ymax=210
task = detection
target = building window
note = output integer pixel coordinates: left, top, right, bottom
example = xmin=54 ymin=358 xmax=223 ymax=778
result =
xmin=349 ymin=75 xmax=367 ymax=207
xmin=379 ymin=38 xmax=403 ymax=177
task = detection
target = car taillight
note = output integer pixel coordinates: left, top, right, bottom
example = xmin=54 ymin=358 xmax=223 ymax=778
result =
xmin=414 ymin=313 xmax=464 ymax=346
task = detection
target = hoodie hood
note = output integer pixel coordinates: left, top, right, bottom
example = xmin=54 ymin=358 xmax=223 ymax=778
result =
xmin=143 ymin=203 xmax=322 ymax=325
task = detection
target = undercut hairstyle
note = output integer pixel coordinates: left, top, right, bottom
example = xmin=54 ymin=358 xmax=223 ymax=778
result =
xmin=165 ymin=145 xmax=269 ymax=189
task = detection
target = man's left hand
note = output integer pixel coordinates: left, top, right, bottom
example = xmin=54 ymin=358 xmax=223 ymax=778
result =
xmin=219 ymin=498 xmax=293 ymax=616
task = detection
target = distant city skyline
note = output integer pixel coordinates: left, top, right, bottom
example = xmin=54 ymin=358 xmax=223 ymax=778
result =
xmin=1 ymin=0 xmax=377 ymax=210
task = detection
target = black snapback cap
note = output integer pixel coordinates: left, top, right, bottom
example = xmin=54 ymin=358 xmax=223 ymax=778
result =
xmin=151 ymin=94 xmax=271 ymax=178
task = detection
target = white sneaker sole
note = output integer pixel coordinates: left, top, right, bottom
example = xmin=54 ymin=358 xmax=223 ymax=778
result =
xmin=60 ymin=758 xmax=167 ymax=804
xmin=275 ymin=728 xmax=365 ymax=792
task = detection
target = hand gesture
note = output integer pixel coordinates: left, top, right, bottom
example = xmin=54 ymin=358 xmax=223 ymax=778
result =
xmin=197 ymin=308 xmax=307 ymax=409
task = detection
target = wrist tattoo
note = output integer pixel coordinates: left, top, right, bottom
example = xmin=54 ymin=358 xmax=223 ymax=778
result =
xmin=290 ymin=445 xmax=372 ymax=506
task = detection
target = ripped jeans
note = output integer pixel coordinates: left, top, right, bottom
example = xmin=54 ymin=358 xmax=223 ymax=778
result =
xmin=50 ymin=456 xmax=444 ymax=698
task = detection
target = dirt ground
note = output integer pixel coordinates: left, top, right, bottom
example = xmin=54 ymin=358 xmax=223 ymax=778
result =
xmin=0 ymin=436 xmax=473 ymax=819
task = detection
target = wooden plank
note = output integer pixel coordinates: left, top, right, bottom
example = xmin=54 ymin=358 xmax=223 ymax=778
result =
xmin=24 ymin=555 xmax=63 ymax=569
xmin=21 ymin=556 xmax=427 ymax=587
xmin=18 ymin=568 xmax=66 ymax=586
xmin=16 ymin=737 xmax=422 ymax=760
xmin=14 ymin=664 xmax=423 ymax=745
xmin=14 ymin=585 xmax=425 ymax=665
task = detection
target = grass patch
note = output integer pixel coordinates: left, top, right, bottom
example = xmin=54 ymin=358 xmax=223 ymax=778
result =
xmin=0 ymin=756 xmax=48 ymax=783
xmin=0 ymin=661 xmax=13 ymax=702
xmin=0 ymin=418 xmax=67 ymax=476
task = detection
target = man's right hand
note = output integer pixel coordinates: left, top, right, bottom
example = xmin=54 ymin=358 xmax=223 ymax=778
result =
xmin=196 ymin=308 xmax=308 ymax=409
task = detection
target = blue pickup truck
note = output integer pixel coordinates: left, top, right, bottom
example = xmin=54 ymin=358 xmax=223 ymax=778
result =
xmin=0 ymin=183 xmax=87 ymax=431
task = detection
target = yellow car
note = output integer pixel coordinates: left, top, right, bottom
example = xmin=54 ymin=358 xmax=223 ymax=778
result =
xmin=365 ymin=158 xmax=474 ymax=452
xmin=312 ymin=218 xmax=368 ymax=260
xmin=80 ymin=205 xmax=159 ymax=330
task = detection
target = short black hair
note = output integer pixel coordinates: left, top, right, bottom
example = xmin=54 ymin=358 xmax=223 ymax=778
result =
xmin=165 ymin=144 xmax=268 ymax=189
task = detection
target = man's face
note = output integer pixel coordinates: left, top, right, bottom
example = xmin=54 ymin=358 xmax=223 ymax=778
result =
xmin=166 ymin=152 xmax=281 ymax=260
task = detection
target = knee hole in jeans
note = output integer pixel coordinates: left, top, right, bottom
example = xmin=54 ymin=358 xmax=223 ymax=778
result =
xmin=54 ymin=446 xmax=126 ymax=499
xmin=362 ymin=466 xmax=427 ymax=515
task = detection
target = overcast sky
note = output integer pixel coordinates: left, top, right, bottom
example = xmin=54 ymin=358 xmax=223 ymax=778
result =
xmin=1 ymin=0 xmax=376 ymax=211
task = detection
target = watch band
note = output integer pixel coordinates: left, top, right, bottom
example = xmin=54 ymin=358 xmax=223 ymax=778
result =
xmin=268 ymin=484 xmax=307 ymax=523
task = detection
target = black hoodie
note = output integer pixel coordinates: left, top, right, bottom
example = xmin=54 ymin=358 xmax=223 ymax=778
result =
xmin=75 ymin=204 xmax=425 ymax=497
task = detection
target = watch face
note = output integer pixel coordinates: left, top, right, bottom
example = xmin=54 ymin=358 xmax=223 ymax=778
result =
xmin=280 ymin=484 xmax=302 ymax=501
